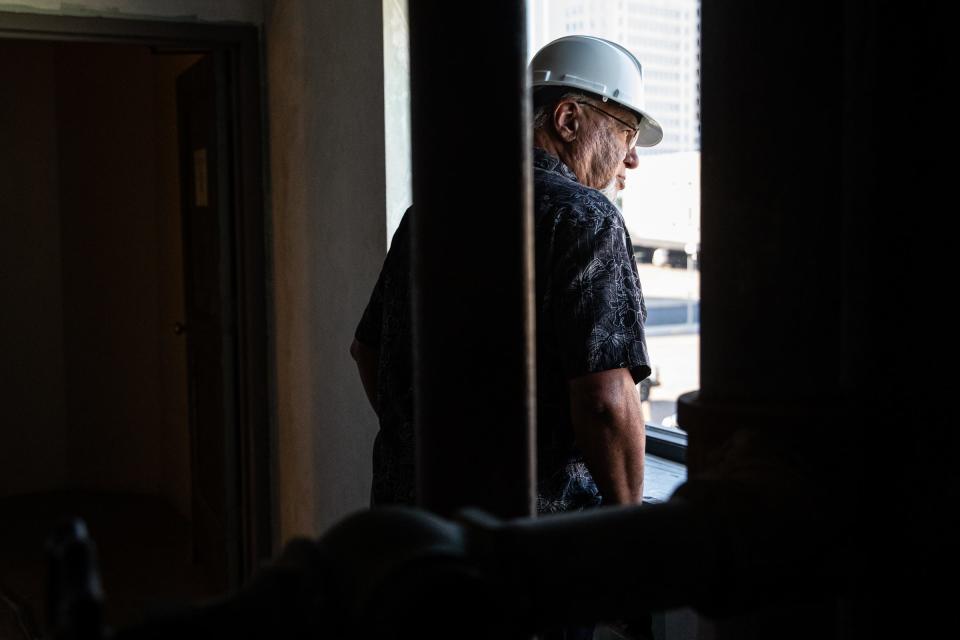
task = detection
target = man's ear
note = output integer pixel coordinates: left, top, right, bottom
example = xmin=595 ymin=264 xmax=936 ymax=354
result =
xmin=553 ymin=100 xmax=580 ymax=142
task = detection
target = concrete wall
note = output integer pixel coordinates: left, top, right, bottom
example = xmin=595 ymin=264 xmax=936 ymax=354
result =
xmin=265 ymin=0 xmax=386 ymax=541
xmin=0 ymin=41 xmax=68 ymax=497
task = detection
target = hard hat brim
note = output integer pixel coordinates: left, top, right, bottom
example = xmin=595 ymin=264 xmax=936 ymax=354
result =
xmin=633 ymin=110 xmax=663 ymax=148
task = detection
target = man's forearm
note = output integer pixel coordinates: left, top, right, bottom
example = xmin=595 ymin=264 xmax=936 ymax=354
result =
xmin=569 ymin=368 xmax=646 ymax=505
xmin=580 ymin=413 xmax=645 ymax=504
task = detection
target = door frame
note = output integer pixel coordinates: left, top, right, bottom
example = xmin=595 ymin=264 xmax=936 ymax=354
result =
xmin=0 ymin=11 xmax=272 ymax=586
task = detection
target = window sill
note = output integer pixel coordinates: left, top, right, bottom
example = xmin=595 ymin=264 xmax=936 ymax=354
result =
xmin=643 ymin=425 xmax=687 ymax=504
xmin=642 ymin=453 xmax=687 ymax=504
xmin=646 ymin=424 xmax=687 ymax=463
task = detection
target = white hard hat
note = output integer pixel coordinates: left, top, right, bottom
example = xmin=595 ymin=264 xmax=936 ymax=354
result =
xmin=530 ymin=35 xmax=663 ymax=147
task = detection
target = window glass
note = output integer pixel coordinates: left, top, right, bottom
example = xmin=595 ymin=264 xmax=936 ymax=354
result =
xmin=529 ymin=0 xmax=701 ymax=434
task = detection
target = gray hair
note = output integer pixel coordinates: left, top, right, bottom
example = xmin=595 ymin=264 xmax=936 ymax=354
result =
xmin=532 ymin=88 xmax=594 ymax=130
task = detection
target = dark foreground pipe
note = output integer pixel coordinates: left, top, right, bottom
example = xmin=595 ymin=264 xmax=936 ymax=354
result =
xmin=408 ymin=1 xmax=535 ymax=519
xmin=84 ymin=424 xmax=840 ymax=639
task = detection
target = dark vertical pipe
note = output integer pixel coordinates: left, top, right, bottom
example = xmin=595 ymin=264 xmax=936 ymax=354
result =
xmin=676 ymin=1 xmax=852 ymax=629
xmin=700 ymin=0 xmax=844 ymax=407
xmin=680 ymin=0 xmax=846 ymax=464
xmin=409 ymin=1 xmax=534 ymax=518
xmin=676 ymin=0 xmax=953 ymax=635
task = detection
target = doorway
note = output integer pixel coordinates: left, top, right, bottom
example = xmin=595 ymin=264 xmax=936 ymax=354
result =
xmin=0 ymin=16 xmax=268 ymax=633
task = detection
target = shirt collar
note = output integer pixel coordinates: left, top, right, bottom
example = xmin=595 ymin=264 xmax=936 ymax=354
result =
xmin=533 ymin=147 xmax=579 ymax=183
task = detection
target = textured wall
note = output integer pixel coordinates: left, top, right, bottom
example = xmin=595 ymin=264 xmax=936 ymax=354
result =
xmin=265 ymin=0 xmax=386 ymax=541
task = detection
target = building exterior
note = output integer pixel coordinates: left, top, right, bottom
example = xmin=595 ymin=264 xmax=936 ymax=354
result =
xmin=529 ymin=0 xmax=700 ymax=154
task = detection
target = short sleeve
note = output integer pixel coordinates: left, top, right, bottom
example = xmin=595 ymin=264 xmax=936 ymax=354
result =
xmin=550 ymin=209 xmax=651 ymax=383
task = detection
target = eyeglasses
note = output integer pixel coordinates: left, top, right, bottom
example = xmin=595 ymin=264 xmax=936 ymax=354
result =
xmin=576 ymin=101 xmax=641 ymax=150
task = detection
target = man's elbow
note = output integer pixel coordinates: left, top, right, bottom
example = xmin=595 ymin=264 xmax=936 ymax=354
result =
xmin=569 ymin=369 xmax=641 ymax=418
xmin=351 ymin=338 xmax=379 ymax=373
xmin=350 ymin=338 xmax=363 ymax=362
xmin=574 ymin=398 xmax=622 ymax=430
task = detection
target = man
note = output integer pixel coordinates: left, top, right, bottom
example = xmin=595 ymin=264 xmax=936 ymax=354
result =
xmin=351 ymin=35 xmax=662 ymax=514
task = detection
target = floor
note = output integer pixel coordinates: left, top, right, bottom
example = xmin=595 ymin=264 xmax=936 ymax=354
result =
xmin=0 ymin=491 xmax=218 ymax=637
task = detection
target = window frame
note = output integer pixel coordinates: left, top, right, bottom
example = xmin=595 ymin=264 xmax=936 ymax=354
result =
xmin=645 ymin=423 xmax=687 ymax=464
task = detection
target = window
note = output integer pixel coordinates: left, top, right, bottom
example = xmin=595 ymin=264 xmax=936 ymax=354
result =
xmin=529 ymin=0 xmax=701 ymax=439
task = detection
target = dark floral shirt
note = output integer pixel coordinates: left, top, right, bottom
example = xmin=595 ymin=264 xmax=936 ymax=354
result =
xmin=356 ymin=148 xmax=650 ymax=512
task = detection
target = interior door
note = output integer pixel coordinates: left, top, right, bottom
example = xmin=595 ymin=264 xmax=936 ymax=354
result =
xmin=176 ymin=53 xmax=238 ymax=591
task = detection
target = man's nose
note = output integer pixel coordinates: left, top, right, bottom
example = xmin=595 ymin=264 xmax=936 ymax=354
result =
xmin=624 ymin=145 xmax=640 ymax=169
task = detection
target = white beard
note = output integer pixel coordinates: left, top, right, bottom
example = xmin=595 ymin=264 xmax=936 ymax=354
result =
xmin=599 ymin=175 xmax=619 ymax=205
